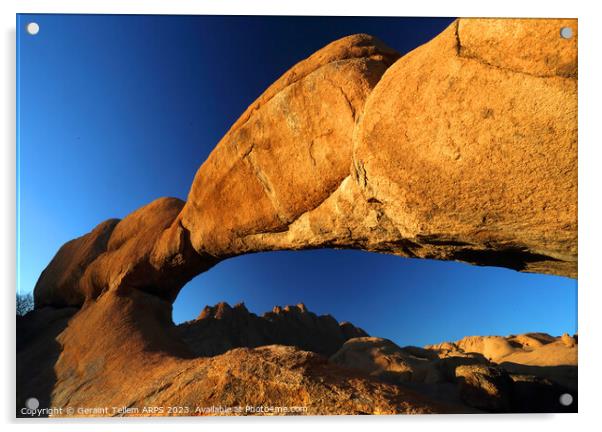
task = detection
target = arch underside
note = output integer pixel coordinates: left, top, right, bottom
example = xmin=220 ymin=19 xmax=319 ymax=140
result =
xmin=33 ymin=20 xmax=577 ymax=310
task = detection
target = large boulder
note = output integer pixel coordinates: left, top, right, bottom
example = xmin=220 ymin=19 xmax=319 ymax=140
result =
xmin=455 ymin=335 xmax=518 ymax=362
xmin=180 ymin=34 xmax=400 ymax=257
xmin=329 ymin=337 xmax=438 ymax=384
xmin=353 ymin=18 xmax=577 ymax=277
xmin=173 ymin=19 xmax=578 ymax=278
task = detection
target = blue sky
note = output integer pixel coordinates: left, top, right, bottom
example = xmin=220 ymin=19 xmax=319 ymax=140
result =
xmin=17 ymin=14 xmax=577 ymax=347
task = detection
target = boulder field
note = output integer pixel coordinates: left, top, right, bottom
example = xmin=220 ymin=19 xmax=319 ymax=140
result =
xmin=331 ymin=333 xmax=576 ymax=413
xmin=19 ymin=18 xmax=577 ymax=416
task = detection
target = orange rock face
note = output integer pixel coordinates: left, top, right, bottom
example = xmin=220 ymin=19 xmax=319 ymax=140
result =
xmin=34 ymin=197 xmax=217 ymax=308
xmin=354 ymin=18 xmax=577 ymax=277
xmin=426 ymin=332 xmax=578 ymax=369
xmin=34 ymin=19 xmax=578 ymax=310
xmin=457 ymin=19 xmax=577 ymax=78
xmin=177 ymin=19 xmax=577 ymax=278
xmin=180 ymin=34 xmax=400 ymax=256
xmin=20 ymin=291 xmax=459 ymax=417
xmin=425 ymin=332 xmax=577 ymax=400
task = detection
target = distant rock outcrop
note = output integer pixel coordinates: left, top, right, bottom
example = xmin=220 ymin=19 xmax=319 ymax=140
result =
xmin=425 ymin=332 xmax=577 ymax=399
xmin=330 ymin=334 xmax=577 ymax=413
xmin=426 ymin=332 xmax=578 ymax=370
xmin=178 ymin=302 xmax=367 ymax=357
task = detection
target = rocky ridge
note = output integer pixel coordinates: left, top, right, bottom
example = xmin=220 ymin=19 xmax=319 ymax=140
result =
xmin=178 ymin=302 xmax=367 ymax=357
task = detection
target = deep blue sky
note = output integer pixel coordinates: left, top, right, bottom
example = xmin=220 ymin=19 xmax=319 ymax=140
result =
xmin=17 ymin=14 xmax=577 ymax=347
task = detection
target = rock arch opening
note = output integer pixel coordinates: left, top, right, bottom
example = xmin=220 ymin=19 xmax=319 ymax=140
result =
xmin=170 ymin=248 xmax=577 ymax=357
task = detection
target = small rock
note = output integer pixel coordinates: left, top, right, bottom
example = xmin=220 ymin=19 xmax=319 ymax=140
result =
xmin=455 ymin=364 xmax=513 ymax=412
xmin=561 ymin=333 xmax=576 ymax=348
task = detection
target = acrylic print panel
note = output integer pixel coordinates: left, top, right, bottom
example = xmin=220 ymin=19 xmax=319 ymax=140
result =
xmin=16 ymin=14 xmax=578 ymax=417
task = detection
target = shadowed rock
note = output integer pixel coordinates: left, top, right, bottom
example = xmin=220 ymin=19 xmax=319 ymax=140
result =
xmin=34 ymin=219 xmax=119 ymax=308
xmin=16 ymin=307 xmax=78 ymax=417
xmin=426 ymin=332 xmax=577 ymax=410
xmin=20 ymin=290 xmax=462 ymax=416
xmin=178 ymin=302 xmax=367 ymax=357
xmin=330 ymin=334 xmax=576 ymax=413
xmin=34 ymin=197 xmax=218 ymax=308
xmin=455 ymin=364 xmax=513 ymax=412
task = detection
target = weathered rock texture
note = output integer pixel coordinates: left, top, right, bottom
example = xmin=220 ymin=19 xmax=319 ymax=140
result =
xmin=22 ymin=18 xmax=578 ymax=416
xmin=329 ymin=334 xmax=576 ymax=413
xmin=18 ymin=292 xmax=460 ymax=417
xmin=180 ymin=34 xmax=400 ymax=257
xmin=175 ymin=18 xmax=577 ymax=279
xmin=350 ymin=18 xmax=577 ymax=278
xmin=426 ymin=332 xmax=578 ymax=392
xmin=330 ymin=337 xmax=441 ymax=384
xmin=454 ymin=364 xmax=513 ymax=412
xmin=34 ymin=197 xmax=218 ymax=308
xmin=178 ymin=302 xmax=367 ymax=357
